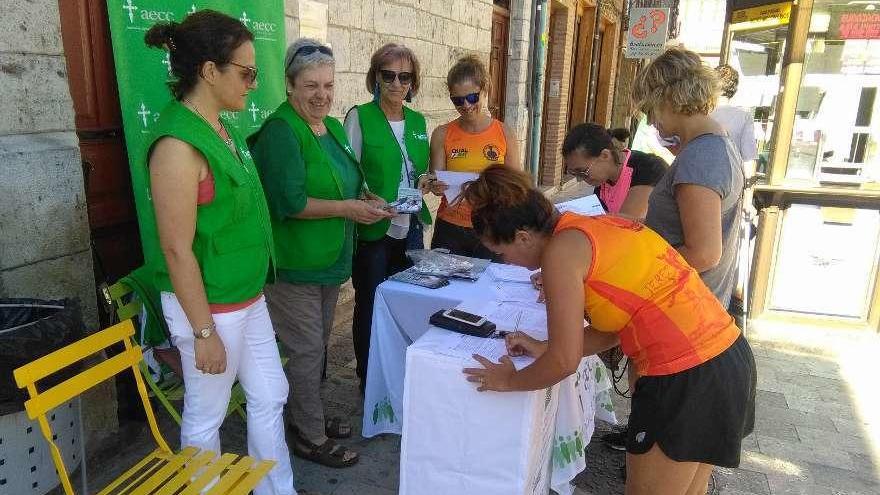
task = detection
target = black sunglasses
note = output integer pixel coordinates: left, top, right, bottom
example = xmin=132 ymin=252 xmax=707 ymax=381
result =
xmin=450 ymin=92 xmax=479 ymax=107
xmin=379 ymin=69 xmax=413 ymax=85
xmin=286 ymin=45 xmax=334 ymax=70
xmin=228 ymin=61 xmax=258 ymax=85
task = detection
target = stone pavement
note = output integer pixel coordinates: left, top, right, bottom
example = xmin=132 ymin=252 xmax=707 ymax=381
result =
xmin=62 ymin=289 xmax=880 ymax=494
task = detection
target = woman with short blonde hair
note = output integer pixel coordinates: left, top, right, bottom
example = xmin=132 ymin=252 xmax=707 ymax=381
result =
xmin=628 ymin=46 xmax=746 ymax=493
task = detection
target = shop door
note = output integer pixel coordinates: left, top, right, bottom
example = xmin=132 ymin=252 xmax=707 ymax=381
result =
xmin=489 ymin=3 xmax=510 ymax=120
xmin=59 ymin=0 xmax=142 ymax=288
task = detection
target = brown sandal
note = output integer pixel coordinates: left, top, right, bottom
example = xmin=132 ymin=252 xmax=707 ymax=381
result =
xmin=291 ymin=428 xmax=359 ymax=468
xmin=325 ymin=416 xmax=352 ymax=439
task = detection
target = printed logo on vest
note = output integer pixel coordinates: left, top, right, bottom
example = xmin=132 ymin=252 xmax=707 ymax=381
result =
xmin=413 ymin=132 xmax=428 ymax=141
xmin=483 ymin=144 xmax=501 ymax=161
xmin=450 ymin=148 xmax=468 ymax=159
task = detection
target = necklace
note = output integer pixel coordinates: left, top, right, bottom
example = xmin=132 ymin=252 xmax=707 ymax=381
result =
xmin=184 ymin=99 xmax=234 ymax=149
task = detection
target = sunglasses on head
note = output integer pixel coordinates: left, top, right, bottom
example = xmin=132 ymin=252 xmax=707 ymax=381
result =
xmin=379 ymin=69 xmax=413 ymax=85
xmin=227 ymin=61 xmax=258 ymax=85
xmin=286 ymin=45 xmax=334 ymax=70
xmin=450 ymin=92 xmax=479 ymax=107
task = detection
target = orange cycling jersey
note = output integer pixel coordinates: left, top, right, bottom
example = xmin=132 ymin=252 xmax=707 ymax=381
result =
xmin=438 ymin=119 xmax=506 ymax=227
xmin=554 ymin=212 xmax=740 ymax=376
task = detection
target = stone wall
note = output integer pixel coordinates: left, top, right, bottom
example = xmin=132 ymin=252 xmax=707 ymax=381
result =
xmin=1 ymin=0 xmax=111 ymax=449
xmin=282 ymin=0 xmax=535 ymax=145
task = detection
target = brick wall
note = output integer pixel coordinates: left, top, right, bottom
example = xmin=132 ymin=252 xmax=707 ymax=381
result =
xmin=539 ymin=1 xmax=576 ymax=186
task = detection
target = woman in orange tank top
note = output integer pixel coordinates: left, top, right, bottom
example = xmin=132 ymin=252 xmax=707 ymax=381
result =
xmin=461 ymin=166 xmax=756 ymax=495
xmin=427 ymin=54 xmax=520 ymax=259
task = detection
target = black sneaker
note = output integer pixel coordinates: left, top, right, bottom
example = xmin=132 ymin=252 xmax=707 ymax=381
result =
xmin=600 ymin=428 xmax=627 ymax=451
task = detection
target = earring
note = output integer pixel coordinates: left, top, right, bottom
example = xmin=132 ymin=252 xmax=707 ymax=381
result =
xmin=405 ymin=89 xmax=413 ymax=103
xmin=373 ymin=81 xmax=381 ymax=103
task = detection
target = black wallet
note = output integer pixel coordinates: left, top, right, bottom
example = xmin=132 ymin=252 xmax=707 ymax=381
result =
xmin=429 ymin=309 xmax=497 ymax=338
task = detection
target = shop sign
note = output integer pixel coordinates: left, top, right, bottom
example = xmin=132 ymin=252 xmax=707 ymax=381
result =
xmin=837 ymin=12 xmax=880 ymax=39
xmin=626 ymin=7 xmax=670 ymax=59
xmin=731 ymin=1 xmax=791 ymax=30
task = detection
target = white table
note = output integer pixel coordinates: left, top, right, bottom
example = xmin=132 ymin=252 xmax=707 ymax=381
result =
xmin=362 ymin=269 xmax=617 ymax=494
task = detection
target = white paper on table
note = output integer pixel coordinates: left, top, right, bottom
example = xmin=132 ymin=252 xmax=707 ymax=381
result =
xmin=482 ymin=302 xmax=547 ymax=337
xmin=487 ymin=264 xmax=537 ymax=284
xmin=435 ymin=171 xmax=479 ymax=203
xmin=555 ymin=194 xmax=605 ymax=216
xmin=493 ymin=282 xmax=540 ymax=303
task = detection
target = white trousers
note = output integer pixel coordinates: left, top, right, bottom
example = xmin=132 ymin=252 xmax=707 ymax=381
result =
xmin=161 ymin=293 xmax=295 ymax=495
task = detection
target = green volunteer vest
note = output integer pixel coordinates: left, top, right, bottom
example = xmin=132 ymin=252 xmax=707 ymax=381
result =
xmin=355 ymin=102 xmax=432 ymax=241
xmin=144 ymin=100 xmax=274 ymax=303
xmin=254 ymin=101 xmax=363 ymax=271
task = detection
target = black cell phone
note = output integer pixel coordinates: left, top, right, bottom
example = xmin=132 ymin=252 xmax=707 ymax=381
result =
xmin=429 ymin=309 xmax=496 ymax=337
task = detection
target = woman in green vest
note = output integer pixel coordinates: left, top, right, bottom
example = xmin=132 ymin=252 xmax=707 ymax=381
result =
xmin=250 ymin=38 xmax=390 ymax=469
xmin=144 ymin=11 xmax=294 ymax=494
xmin=343 ymin=43 xmax=438 ymax=393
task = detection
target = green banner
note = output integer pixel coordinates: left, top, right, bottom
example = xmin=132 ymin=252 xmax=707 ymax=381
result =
xmin=106 ymin=0 xmax=287 ymax=262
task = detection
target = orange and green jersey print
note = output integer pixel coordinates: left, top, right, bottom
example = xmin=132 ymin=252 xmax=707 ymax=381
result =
xmin=554 ymin=213 xmax=741 ymax=376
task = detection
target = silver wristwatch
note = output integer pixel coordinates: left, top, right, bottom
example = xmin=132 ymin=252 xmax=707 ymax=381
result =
xmin=194 ymin=322 xmax=215 ymax=339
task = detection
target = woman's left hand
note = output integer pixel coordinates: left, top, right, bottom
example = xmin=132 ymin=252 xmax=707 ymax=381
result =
xmin=463 ymin=354 xmax=516 ymax=392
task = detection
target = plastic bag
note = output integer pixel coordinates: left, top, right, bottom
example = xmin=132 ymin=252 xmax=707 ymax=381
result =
xmin=405 ymin=249 xmax=490 ymax=280
xmin=0 ymin=298 xmax=85 ymax=415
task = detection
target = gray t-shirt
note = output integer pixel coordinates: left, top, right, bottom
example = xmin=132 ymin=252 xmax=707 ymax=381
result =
xmin=645 ymin=134 xmax=744 ymax=307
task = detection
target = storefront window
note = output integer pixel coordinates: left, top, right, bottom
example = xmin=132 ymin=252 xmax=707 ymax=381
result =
xmin=728 ymin=23 xmax=789 ymax=177
xmin=786 ymin=0 xmax=880 ymax=186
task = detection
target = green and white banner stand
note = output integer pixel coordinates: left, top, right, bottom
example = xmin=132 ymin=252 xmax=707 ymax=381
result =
xmin=107 ymin=0 xmax=287 ymax=261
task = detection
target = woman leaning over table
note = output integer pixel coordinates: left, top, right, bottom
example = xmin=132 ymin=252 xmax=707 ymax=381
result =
xmin=144 ymin=10 xmax=294 ymax=494
xmin=461 ymin=166 xmax=756 ymax=495
xmin=429 ymin=54 xmax=520 ymax=259
xmin=249 ymin=38 xmax=391 ymax=469
xmin=343 ymin=43 xmax=437 ymax=393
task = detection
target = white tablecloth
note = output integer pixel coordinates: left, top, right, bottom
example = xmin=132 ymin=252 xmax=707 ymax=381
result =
xmin=362 ymin=269 xmax=617 ymax=494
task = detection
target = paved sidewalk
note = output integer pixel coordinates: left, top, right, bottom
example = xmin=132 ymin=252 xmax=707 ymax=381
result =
xmin=68 ymin=288 xmax=880 ymax=494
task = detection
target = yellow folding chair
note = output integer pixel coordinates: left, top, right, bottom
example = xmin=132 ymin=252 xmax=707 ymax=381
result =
xmin=104 ymin=281 xmax=248 ymax=425
xmin=13 ymin=319 xmax=274 ymax=495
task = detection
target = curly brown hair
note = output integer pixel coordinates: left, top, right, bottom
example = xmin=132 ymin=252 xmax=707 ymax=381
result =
xmin=464 ymin=165 xmax=556 ymax=243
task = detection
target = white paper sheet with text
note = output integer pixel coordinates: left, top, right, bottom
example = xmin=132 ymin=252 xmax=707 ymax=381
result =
xmin=435 ymin=171 xmax=479 ymax=203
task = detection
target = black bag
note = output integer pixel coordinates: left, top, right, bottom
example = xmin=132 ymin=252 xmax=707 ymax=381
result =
xmin=0 ymin=298 xmax=85 ymax=415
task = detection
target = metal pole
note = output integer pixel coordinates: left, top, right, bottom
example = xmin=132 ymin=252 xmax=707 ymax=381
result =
xmin=527 ymin=0 xmax=550 ymax=186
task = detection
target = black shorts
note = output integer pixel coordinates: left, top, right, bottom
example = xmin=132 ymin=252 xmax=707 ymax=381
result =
xmin=430 ymin=218 xmax=499 ymax=261
xmin=626 ymin=334 xmax=756 ymax=467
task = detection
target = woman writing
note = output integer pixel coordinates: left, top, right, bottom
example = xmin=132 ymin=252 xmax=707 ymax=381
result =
xmin=462 ymin=166 xmax=756 ymax=495
xmin=144 ymin=10 xmax=294 ymax=494
xmin=562 ymin=123 xmax=667 ymax=220
xmin=429 ymin=54 xmax=520 ymax=259
xmin=250 ymin=38 xmax=390 ymax=468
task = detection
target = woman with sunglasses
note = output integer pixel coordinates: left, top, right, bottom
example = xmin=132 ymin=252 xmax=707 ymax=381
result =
xmin=144 ymin=11 xmax=295 ymax=494
xmin=429 ymin=54 xmax=521 ymax=259
xmin=249 ymin=38 xmax=390 ymax=469
xmin=342 ymin=43 xmax=435 ymax=393
xmin=461 ymin=166 xmax=756 ymax=495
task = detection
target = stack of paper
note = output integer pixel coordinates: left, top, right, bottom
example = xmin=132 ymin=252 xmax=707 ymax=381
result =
xmin=488 ymin=264 xmax=536 ymax=284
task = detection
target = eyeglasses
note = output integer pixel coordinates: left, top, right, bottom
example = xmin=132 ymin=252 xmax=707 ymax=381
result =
xmin=565 ymin=160 xmax=595 ymax=182
xmin=450 ymin=92 xmax=479 ymax=107
xmin=379 ymin=69 xmax=413 ymax=85
xmin=228 ymin=61 xmax=258 ymax=85
xmin=286 ymin=45 xmax=334 ymax=70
